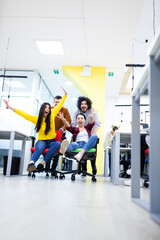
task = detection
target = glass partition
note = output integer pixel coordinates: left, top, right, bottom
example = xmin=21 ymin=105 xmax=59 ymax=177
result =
xmin=2 ymin=70 xmax=33 ymax=93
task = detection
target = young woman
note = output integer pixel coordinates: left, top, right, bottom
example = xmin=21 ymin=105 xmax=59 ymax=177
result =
xmin=104 ymin=125 xmax=118 ymax=175
xmin=3 ymin=87 xmax=67 ymax=172
xmin=58 ymin=109 xmax=98 ymax=162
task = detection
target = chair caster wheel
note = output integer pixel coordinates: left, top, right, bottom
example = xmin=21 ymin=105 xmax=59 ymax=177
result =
xmin=144 ymin=181 xmax=149 ymax=188
xmin=92 ymin=176 xmax=96 ymax=182
xmin=55 ymin=175 xmax=58 ymax=179
xmin=28 ymin=172 xmax=31 ymax=177
xmin=59 ymin=174 xmax=65 ymax=179
xmin=32 ymin=173 xmax=35 ymax=178
xmin=71 ymin=175 xmax=75 ymax=181
xmin=46 ymin=173 xmax=49 ymax=178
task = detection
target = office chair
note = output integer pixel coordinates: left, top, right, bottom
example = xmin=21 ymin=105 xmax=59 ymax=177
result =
xmin=59 ymin=138 xmax=99 ymax=182
xmin=143 ymin=148 xmax=149 ymax=188
xmin=28 ymin=131 xmax=64 ymax=178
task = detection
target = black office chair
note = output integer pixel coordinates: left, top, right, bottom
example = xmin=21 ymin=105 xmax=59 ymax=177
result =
xmin=59 ymin=138 xmax=99 ymax=182
xmin=142 ymin=148 xmax=149 ymax=188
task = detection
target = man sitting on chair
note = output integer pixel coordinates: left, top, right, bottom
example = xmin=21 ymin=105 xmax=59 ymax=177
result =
xmin=50 ymin=95 xmax=71 ymax=171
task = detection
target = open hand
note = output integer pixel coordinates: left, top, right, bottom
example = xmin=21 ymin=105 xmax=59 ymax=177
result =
xmin=61 ymin=87 xmax=67 ymax=96
xmin=89 ymin=108 xmax=96 ymax=118
xmin=3 ymin=99 xmax=9 ymax=109
xmin=57 ymin=112 xmax=64 ymax=120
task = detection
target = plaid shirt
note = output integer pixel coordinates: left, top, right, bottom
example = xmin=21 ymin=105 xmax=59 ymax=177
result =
xmin=66 ymin=122 xmax=95 ymax=142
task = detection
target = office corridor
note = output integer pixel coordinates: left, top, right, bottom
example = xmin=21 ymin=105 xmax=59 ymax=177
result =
xmin=0 ymin=175 xmax=159 ymax=240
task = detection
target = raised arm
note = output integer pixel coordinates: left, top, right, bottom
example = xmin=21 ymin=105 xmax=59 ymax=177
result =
xmin=57 ymin=111 xmax=70 ymax=128
xmin=53 ymin=87 xmax=67 ymax=116
xmin=71 ymin=109 xmax=79 ymax=127
xmin=3 ymin=99 xmax=15 ymax=112
xmin=89 ymin=108 xmax=96 ymax=123
xmin=3 ymin=99 xmax=37 ymax=124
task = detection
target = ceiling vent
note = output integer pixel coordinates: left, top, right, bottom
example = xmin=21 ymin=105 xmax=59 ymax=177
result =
xmin=81 ymin=66 xmax=91 ymax=77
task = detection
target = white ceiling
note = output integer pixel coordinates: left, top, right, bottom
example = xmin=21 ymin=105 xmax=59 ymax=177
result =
xmin=0 ymin=0 xmax=144 ymax=99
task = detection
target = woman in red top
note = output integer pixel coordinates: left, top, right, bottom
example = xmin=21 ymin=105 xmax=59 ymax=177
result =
xmin=59 ymin=109 xmax=98 ymax=162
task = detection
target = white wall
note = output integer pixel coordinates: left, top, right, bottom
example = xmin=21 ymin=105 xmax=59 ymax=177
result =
xmin=104 ymin=95 xmax=132 ymax=136
xmin=104 ymin=0 xmax=160 ymax=140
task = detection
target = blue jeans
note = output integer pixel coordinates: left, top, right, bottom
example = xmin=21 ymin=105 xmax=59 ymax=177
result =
xmin=66 ymin=134 xmax=98 ymax=152
xmin=31 ymin=139 xmax=61 ymax=163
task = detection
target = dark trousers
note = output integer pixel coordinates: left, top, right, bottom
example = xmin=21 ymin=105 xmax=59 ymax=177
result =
xmin=81 ymin=159 xmax=97 ymax=175
xmin=141 ymin=134 xmax=148 ymax=176
xmin=45 ymin=154 xmax=59 ymax=170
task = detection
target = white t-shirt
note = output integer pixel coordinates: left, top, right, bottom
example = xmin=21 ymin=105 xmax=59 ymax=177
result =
xmin=76 ymin=129 xmax=89 ymax=143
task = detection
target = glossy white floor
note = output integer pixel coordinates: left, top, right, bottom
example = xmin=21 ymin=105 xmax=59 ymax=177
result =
xmin=0 ymin=173 xmax=160 ymax=240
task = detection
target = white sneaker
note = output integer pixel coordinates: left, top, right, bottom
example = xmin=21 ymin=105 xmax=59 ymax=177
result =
xmin=74 ymin=151 xmax=83 ymax=161
xmin=59 ymin=139 xmax=69 ymax=154
xmin=126 ymin=168 xmax=131 ymax=175
xmin=124 ymin=179 xmax=131 ymax=186
xmin=124 ymin=179 xmax=143 ymax=187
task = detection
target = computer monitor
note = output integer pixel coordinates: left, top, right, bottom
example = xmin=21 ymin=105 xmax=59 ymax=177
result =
xmin=140 ymin=123 xmax=149 ymax=129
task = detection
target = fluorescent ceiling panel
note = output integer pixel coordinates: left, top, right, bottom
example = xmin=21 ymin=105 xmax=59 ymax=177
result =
xmin=35 ymin=40 xmax=64 ymax=55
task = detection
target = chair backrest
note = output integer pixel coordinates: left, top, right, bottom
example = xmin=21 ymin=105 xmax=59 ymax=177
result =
xmin=30 ymin=130 xmax=63 ymax=154
xmin=55 ymin=130 xmax=63 ymax=142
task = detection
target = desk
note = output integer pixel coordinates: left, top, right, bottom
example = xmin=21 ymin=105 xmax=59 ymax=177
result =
xmin=132 ymin=28 xmax=160 ymax=224
xmin=110 ymin=132 xmax=131 ymax=185
xmin=0 ymin=130 xmax=32 ymax=177
xmin=104 ymin=147 xmax=111 ymax=177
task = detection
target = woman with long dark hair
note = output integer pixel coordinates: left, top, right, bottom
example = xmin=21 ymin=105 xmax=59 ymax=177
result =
xmin=3 ymin=87 xmax=67 ymax=172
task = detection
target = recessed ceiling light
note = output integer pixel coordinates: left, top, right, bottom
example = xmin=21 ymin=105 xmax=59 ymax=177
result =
xmin=65 ymin=81 xmax=73 ymax=86
xmin=35 ymin=40 xmax=64 ymax=55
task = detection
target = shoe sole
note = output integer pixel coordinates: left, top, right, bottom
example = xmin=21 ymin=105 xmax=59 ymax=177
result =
xmin=27 ymin=165 xmax=36 ymax=172
xmin=60 ymin=139 xmax=69 ymax=154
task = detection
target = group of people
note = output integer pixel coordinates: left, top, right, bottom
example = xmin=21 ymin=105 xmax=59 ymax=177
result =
xmin=3 ymin=87 xmax=101 ymax=174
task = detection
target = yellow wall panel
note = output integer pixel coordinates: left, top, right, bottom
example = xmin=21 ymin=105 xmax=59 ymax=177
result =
xmin=63 ymin=66 xmax=106 ymax=175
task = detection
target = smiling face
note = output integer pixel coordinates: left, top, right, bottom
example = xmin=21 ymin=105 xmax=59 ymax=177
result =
xmin=53 ymin=98 xmax=61 ymax=107
xmin=43 ymin=104 xmax=50 ymax=117
xmin=80 ymin=100 xmax=88 ymax=113
xmin=76 ymin=114 xmax=86 ymax=127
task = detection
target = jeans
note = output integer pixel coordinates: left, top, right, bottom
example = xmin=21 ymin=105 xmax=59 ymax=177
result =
xmin=31 ymin=139 xmax=61 ymax=163
xmin=108 ymin=152 xmax=111 ymax=175
xmin=66 ymin=134 xmax=98 ymax=152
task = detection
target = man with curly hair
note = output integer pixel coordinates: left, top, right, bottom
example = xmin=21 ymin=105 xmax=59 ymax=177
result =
xmin=71 ymin=96 xmax=101 ymax=175
xmin=72 ymin=96 xmax=101 ymax=135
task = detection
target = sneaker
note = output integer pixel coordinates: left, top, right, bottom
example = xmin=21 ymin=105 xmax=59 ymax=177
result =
xmin=124 ymin=179 xmax=143 ymax=187
xmin=59 ymin=139 xmax=69 ymax=154
xmin=124 ymin=173 xmax=131 ymax=178
xmin=74 ymin=152 xmax=83 ymax=161
xmin=36 ymin=163 xmax=44 ymax=172
xmin=126 ymin=168 xmax=131 ymax=175
xmin=27 ymin=163 xmax=36 ymax=172
xmin=119 ymin=172 xmax=126 ymax=178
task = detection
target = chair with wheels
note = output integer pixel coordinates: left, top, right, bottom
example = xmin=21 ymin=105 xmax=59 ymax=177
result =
xmin=60 ymin=138 xmax=99 ymax=182
xmin=29 ymin=131 xmax=64 ymax=178
xmin=142 ymin=148 xmax=149 ymax=188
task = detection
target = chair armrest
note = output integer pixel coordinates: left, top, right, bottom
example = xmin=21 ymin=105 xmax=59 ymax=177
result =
xmin=61 ymin=132 xmax=67 ymax=141
xmin=29 ymin=136 xmax=36 ymax=147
